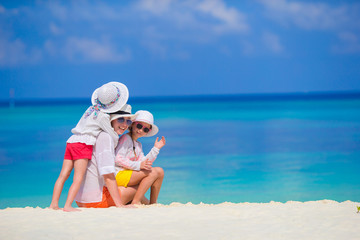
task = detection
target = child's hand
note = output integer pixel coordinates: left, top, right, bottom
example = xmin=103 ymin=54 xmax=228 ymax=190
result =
xmin=140 ymin=160 xmax=152 ymax=171
xmin=154 ymin=136 xmax=166 ymax=149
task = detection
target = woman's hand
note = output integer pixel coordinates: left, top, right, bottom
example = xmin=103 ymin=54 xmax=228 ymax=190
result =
xmin=154 ymin=136 xmax=166 ymax=149
xmin=140 ymin=160 xmax=152 ymax=170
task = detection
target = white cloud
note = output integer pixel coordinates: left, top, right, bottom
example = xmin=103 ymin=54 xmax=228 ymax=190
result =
xmin=136 ymin=0 xmax=249 ymax=35
xmin=141 ymin=40 xmax=167 ymax=58
xmin=333 ymin=32 xmax=360 ymax=54
xmin=196 ymin=0 xmax=248 ymax=33
xmin=0 ymin=0 xmax=251 ymax=66
xmin=0 ymin=38 xmax=26 ymax=66
xmin=0 ymin=6 xmax=42 ymax=67
xmin=0 ymin=5 xmax=5 ymax=13
xmin=46 ymin=2 xmax=68 ymax=21
xmin=136 ymin=0 xmax=172 ymax=15
xmin=45 ymin=1 xmax=127 ymax=22
xmin=133 ymin=0 xmax=249 ymax=58
xmin=258 ymin=0 xmax=358 ymax=31
xmin=44 ymin=40 xmax=57 ymax=56
xmin=0 ymin=36 xmax=41 ymax=67
xmin=262 ymin=32 xmax=283 ymax=53
xmin=49 ymin=22 xmax=63 ymax=35
xmin=0 ymin=4 xmax=20 ymax=15
xmin=173 ymin=50 xmax=190 ymax=60
xmin=258 ymin=0 xmax=360 ymax=54
xmin=63 ymin=37 xmax=131 ymax=63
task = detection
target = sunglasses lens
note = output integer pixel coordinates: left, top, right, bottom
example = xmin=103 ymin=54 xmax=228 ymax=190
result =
xmin=135 ymin=122 xmax=152 ymax=133
xmin=126 ymin=120 xmax=132 ymax=126
xmin=117 ymin=118 xmax=124 ymax=123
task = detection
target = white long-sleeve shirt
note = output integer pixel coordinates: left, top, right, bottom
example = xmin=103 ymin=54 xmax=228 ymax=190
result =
xmin=67 ymin=106 xmax=119 ymax=147
xmin=114 ymin=133 xmax=160 ymax=171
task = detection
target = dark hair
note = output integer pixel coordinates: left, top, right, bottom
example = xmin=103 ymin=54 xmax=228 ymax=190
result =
xmin=128 ymin=125 xmax=133 ymax=134
xmin=111 ymin=110 xmax=131 ymax=115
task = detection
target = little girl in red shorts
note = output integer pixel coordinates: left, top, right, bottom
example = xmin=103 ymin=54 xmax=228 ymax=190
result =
xmin=49 ymin=82 xmax=129 ymax=211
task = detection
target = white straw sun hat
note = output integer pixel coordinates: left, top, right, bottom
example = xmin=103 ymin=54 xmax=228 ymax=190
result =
xmin=91 ymin=82 xmax=129 ymax=113
xmin=134 ymin=110 xmax=159 ymax=137
xmin=110 ymin=104 xmax=137 ymax=121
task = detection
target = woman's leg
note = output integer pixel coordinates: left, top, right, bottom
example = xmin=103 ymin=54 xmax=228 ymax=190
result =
xmin=150 ymin=167 xmax=165 ymax=204
xmin=49 ymin=159 xmax=74 ymax=210
xmin=63 ymin=159 xmax=88 ymax=212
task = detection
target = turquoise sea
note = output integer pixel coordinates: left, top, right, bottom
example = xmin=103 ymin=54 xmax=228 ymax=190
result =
xmin=1 ymin=93 xmax=360 ymax=209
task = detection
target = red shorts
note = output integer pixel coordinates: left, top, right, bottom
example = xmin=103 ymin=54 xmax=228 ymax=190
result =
xmin=64 ymin=142 xmax=93 ymax=160
xmin=76 ymin=187 xmax=116 ymax=208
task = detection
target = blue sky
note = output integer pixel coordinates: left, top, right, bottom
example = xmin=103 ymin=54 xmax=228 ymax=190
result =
xmin=1 ymin=0 xmax=360 ymax=100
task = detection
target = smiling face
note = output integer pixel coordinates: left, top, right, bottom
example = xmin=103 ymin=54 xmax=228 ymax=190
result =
xmin=130 ymin=121 xmax=152 ymax=140
xmin=111 ymin=117 xmax=132 ymax=135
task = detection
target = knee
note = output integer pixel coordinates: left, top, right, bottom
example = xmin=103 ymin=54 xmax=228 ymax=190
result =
xmin=141 ymin=169 xmax=151 ymax=176
xmin=154 ymin=167 xmax=164 ymax=178
xmin=59 ymin=171 xmax=71 ymax=180
xmin=73 ymin=174 xmax=85 ymax=184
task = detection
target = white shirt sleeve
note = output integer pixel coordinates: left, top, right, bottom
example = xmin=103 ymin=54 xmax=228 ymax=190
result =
xmin=115 ymin=134 xmax=142 ymax=171
xmin=139 ymin=143 xmax=160 ymax=163
xmin=95 ymin=132 xmax=116 ymax=176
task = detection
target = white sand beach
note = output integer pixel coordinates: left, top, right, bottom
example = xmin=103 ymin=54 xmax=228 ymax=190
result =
xmin=0 ymin=200 xmax=359 ymax=240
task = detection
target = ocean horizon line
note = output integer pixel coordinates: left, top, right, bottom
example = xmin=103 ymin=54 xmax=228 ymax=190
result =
xmin=1 ymin=90 xmax=360 ymax=107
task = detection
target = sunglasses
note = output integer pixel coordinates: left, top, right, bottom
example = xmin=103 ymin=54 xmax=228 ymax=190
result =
xmin=135 ymin=122 xmax=152 ymax=133
xmin=117 ymin=117 xmax=132 ymax=126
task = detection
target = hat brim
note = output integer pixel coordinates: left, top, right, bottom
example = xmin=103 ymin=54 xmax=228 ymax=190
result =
xmin=110 ymin=113 xmax=137 ymax=121
xmin=146 ymin=124 xmax=159 ymax=137
xmin=91 ymin=82 xmax=129 ymax=113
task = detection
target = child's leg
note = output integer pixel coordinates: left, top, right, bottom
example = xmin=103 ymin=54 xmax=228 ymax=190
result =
xmin=127 ymin=170 xmax=150 ymax=186
xmin=149 ymin=167 xmax=165 ymax=204
xmin=117 ymin=185 xmax=149 ymax=205
xmin=131 ymin=167 xmax=164 ymax=205
xmin=63 ymin=159 xmax=88 ymax=212
xmin=49 ymin=159 xmax=74 ymax=209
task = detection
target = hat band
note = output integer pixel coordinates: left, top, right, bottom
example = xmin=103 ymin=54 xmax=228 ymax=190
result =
xmin=84 ymin=86 xmax=120 ymax=119
xmin=112 ymin=110 xmax=131 ymax=115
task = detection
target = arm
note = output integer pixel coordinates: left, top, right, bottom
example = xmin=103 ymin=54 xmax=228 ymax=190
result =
xmin=142 ymin=146 xmax=160 ymax=163
xmin=103 ymin=173 xmax=122 ymax=207
xmin=140 ymin=136 xmax=166 ymax=163
xmin=95 ymin=132 xmax=122 ymax=207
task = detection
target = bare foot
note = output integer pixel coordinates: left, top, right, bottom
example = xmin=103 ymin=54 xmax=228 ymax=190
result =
xmin=124 ymin=204 xmax=137 ymax=208
xmin=116 ymin=204 xmax=137 ymax=208
xmin=131 ymin=200 xmax=142 ymax=205
xmin=49 ymin=205 xmax=61 ymax=210
xmin=141 ymin=196 xmax=150 ymax=205
xmin=63 ymin=206 xmax=81 ymax=212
